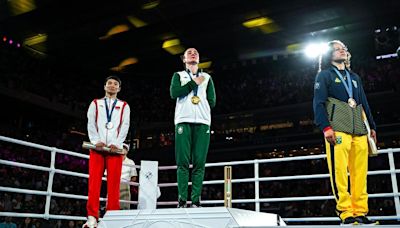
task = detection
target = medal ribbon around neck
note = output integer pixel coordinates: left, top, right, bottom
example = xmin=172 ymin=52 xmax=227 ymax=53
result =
xmin=186 ymin=69 xmax=201 ymax=97
xmin=332 ymin=67 xmax=353 ymax=99
xmin=104 ymin=98 xmax=118 ymax=126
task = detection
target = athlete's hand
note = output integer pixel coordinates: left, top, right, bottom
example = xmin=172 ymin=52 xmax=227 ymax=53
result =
xmin=95 ymin=142 xmax=106 ymax=150
xmin=109 ymin=144 xmax=119 ymax=153
xmin=370 ymin=129 xmax=377 ymax=144
xmin=193 ymin=76 xmax=204 ymax=85
xmin=324 ymin=129 xmax=336 ymax=145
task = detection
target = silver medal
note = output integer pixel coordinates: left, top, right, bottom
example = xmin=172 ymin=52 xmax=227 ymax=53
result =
xmin=106 ymin=122 xmax=114 ymax=129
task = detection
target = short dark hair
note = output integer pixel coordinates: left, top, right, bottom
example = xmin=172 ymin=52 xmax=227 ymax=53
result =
xmin=104 ymin=75 xmax=122 ymax=86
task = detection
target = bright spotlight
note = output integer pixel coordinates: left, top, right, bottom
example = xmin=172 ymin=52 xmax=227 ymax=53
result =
xmin=304 ymin=43 xmax=328 ymax=58
xmin=397 ymin=46 xmax=400 ymax=58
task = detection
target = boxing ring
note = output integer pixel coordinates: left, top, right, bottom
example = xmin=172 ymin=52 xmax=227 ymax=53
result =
xmin=1 ymin=135 xmax=400 ymax=227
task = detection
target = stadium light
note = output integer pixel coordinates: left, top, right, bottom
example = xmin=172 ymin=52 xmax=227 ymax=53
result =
xmin=162 ymin=38 xmax=185 ymax=55
xmin=304 ymin=42 xmax=329 ymax=58
xmin=242 ymin=17 xmax=273 ymax=28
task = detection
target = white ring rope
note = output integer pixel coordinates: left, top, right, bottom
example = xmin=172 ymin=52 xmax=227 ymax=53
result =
xmin=1 ymin=135 xmax=400 ymax=223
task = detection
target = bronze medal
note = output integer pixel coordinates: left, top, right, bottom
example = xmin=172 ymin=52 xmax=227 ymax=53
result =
xmin=348 ymin=98 xmax=357 ymax=108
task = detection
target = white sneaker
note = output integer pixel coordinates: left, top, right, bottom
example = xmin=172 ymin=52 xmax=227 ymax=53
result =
xmin=82 ymin=216 xmax=97 ymax=228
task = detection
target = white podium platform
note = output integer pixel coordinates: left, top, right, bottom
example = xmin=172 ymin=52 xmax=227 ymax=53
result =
xmin=98 ymin=207 xmax=287 ymax=228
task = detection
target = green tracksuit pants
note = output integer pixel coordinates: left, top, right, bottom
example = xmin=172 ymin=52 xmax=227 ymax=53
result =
xmin=175 ymin=123 xmax=210 ymax=203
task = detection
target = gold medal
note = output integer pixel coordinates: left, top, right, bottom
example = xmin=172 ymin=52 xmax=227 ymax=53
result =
xmin=348 ymin=98 xmax=357 ymax=108
xmin=191 ymin=96 xmax=200 ymax=104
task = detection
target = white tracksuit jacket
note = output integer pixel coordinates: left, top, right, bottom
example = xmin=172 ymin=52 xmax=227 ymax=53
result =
xmin=87 ymin=97 xmax=130 ymax=149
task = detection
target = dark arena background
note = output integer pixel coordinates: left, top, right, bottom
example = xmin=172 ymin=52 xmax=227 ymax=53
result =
xmin=1 ymin=0 xmax=400 ymax=227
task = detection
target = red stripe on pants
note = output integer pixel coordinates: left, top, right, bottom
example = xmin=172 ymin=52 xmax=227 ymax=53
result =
xmin=87 ymin=150 xmax=123 ymax=218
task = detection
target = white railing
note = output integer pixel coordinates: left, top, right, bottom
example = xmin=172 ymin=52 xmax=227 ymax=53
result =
xmin=1 ymin=135 xmax=400 ymax=223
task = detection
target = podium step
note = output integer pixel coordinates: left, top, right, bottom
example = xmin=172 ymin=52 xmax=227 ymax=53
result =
xmin=98 ymin=207 xmax=286 ymax=227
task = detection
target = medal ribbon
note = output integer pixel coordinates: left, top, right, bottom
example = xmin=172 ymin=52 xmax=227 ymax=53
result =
xmin=104 ymin=98 xmax=118 ymax=123
xmin=332 ymin=67 xmax=353 ymax=99
xmin=186 ymin=69 xmax=200 ymax=97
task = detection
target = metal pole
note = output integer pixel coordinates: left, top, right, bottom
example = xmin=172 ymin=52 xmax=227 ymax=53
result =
xmin=388 ymin=150 xmax=400 ymax=218
xmin=44 ymin=148 xmax=56 ymax=220
xmin=224 ymin=166 xmax=232 ymax=208
xmin=254 ymin=160 xmax=260 ymax=212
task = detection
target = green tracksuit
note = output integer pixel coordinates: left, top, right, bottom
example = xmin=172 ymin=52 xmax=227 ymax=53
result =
xmin=170 ymin=70 xmax=216 ymax=203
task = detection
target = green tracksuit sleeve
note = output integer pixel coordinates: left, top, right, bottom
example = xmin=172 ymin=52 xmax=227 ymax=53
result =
xmin=170 ymin=72 xmax=198 ymax=99
xmin=206 ymin=77 xmax=216 ymax=108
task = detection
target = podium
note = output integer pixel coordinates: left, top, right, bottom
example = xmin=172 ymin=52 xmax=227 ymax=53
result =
xmin=98 ymin=207 xmax=286 ymax=227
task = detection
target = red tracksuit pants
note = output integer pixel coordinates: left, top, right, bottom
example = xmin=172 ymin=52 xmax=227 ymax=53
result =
xmin=86 ymin=150 xmax=123 ymax=218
